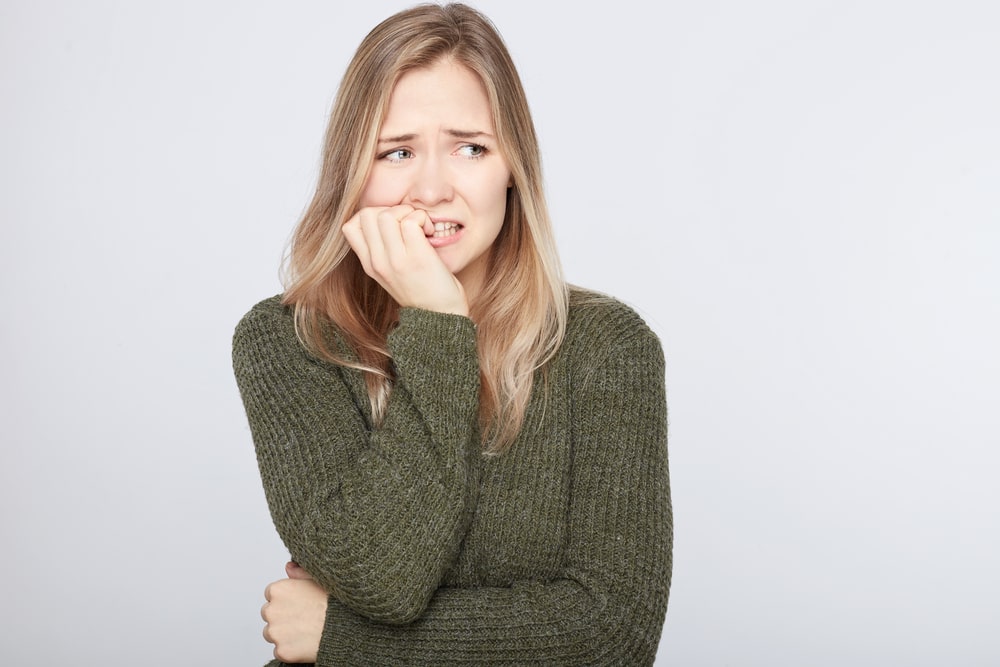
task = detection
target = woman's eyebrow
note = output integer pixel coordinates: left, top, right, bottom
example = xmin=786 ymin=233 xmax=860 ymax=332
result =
xmin=378 ymin=133 xmax=417 ymax=144
xmin=445 ymin=129 xmax=493 ymax=140
xmin=377 ymin=129 xmax=494 ymax=144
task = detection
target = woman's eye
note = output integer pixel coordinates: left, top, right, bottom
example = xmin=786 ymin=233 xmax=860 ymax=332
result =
xmin=382 ymin=149 xmax=413 ymax=163
xmin=457 ymin=144 xmax=487 ymax=158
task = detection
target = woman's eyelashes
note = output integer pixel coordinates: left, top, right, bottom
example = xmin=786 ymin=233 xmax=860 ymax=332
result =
xmin=456 ymin=143 xmax=488 ymax=159
xmin=377 ymin=144 xmax=489 ymax=163
xmin=380 ymin=148 xmax=413 ymax=163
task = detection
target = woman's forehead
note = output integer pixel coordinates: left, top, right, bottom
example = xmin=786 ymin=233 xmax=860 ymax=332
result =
xmin=381 ymin=60 xmax=494 ymax=135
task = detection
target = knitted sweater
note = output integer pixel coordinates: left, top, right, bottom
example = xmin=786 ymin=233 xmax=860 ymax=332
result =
xmin=232 ymin=288 xmax=672 ymax=666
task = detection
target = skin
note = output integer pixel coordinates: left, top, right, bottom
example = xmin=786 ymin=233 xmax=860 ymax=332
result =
xmin=261 ymin=57 xmax=512 ymax=661
xmin=261 ymin=562 xmax=327 ymax=663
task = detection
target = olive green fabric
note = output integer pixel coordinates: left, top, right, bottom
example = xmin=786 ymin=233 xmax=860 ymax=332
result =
xmin=233 ymin=289 xmax=672 ymax=666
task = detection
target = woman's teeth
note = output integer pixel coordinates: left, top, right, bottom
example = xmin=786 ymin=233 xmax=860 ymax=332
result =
xmin=432 ymin=222 xmax=460 ymax=238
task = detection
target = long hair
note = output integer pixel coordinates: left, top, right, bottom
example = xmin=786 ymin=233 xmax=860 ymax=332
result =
xmin=282 ymin=3 xmax=567 ymax=454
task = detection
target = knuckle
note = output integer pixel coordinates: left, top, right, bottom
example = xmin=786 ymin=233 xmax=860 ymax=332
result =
xmin=266 ymin=579 xmax=288 ymax=600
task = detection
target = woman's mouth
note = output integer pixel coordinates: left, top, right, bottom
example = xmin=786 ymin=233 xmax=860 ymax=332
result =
xmin=426 ymin=221 xmax=464 ymax=248
xmin=430 ymin=221 xmax=462 ymax=238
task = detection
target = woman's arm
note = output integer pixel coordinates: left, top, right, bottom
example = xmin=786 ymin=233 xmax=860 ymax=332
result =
xmin=304 ymin=322 xmax=672 ymax=666
xmin=233 ymin=299 xmax=482 ymax=624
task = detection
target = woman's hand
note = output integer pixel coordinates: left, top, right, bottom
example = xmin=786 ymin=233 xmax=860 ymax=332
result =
xmin=261 ymin=562 xmax=328 ymax=663
xmin=342 ymin=205 xmax=469 ymax=316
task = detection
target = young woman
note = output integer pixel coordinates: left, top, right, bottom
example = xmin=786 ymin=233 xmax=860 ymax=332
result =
xmin=233 ymin=4 xmax=672 ymax=665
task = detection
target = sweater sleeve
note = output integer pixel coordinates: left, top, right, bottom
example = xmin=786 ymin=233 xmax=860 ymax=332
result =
xmin=309 ymin=321 xmax=672 ymax=666
xmin=233 ymin=300 xmax=481 ymax=624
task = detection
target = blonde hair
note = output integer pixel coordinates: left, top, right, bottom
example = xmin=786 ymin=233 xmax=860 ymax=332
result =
xmin=282 ymin=3 xmax=567 ymax=454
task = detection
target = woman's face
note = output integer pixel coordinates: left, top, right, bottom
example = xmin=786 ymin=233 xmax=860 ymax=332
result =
xmin=359 ymin=58 xmax=512 ymax=300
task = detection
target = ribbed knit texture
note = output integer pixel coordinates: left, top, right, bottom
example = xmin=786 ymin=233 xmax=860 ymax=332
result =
xmin=233 ymin=288 xmax=672 ymax=666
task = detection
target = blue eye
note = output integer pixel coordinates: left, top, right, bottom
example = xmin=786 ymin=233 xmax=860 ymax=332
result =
xmin=457 ymin=144 xmax=487 ymax=158
xmin=381 ymin=148 xmax=413 ymax=163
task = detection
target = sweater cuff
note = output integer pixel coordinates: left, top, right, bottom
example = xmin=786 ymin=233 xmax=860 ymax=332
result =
xmin=316 ymin=596 xmax=387 ymax=665
xmin=389 ymin=308 xmax=476 ymax=360
xmin=387 ymin=308 xmax=479 ymax=401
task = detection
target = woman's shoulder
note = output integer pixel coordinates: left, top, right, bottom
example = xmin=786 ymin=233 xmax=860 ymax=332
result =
xmin=232 ymin=294 xmax=298 ymax=357
xmin=239 ymin=294 xmax=289 ymax=321
xmin=564 ymin=286 xmax=663 ymax=362
xmin=567 ymin=286 xmax=659 ymax=340
xmin=235 ymin=294 xmax=294 ymax=332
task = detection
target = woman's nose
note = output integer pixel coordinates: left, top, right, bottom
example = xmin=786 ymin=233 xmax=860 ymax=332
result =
xmin=407 ymin=156 xmax=454 ymax=206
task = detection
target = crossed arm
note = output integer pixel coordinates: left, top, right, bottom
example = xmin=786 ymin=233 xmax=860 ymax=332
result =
xmin=236 ymin=300 xmax=671 ymax=666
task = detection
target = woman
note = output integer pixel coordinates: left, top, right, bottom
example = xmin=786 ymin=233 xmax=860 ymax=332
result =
xmin=233 ymin=4 xmax=672 ymax=665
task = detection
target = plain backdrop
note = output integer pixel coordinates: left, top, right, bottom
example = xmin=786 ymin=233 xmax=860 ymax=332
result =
xmin=2 ymin=1 xmax=998 ymax=665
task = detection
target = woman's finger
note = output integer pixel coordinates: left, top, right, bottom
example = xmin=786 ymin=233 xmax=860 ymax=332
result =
xmin=399 ymin=209 xmax=436 ymax=252
xmin=376 ymin=207 xmax=408 ymax=268
xmin=399 ymin=208 xmax=434 ymax=252
xmin=286 ymin=561 xmax=314 ymax=580
xmin=341 ymin=214 xmax=372 ymax=273
xmin=358 ymin=207 xmax=390 ymax=276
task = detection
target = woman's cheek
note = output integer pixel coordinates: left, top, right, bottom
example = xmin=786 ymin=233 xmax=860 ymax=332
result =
xmin=359 ymin=172 xmax=403 ymax=208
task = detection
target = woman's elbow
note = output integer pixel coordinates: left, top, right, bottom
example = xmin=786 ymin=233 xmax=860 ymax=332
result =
xmin=342 ymin=576 xmax=434 ymax=625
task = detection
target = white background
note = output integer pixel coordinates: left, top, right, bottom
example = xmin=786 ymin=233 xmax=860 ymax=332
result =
xmin=2 ymin=1 xmax=998 ymax=665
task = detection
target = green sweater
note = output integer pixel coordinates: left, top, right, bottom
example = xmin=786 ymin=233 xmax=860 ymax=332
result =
xmin=233 ymin=288 xmax=672 ymax=666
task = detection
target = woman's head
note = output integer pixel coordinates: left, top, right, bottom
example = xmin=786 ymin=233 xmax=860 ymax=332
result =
xmin=359 ymin=58 xmax=512 ymax=301
xmin=289 ymin=3 xmax=552 ymax=302
xmin=285 ymin=3 xmax=567 ymax=453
